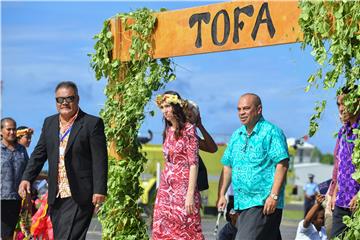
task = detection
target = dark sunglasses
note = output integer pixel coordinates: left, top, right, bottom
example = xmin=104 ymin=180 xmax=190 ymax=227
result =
xmin=56 ymin=96 xmax=76 ymax=104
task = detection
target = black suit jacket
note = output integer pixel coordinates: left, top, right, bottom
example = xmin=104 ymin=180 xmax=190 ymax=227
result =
xmin=22 ymin=109 xmax=108 ymax=205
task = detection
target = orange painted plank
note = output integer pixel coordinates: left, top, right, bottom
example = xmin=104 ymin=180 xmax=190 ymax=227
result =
xmin=112 ymin=1 xmax=302 ymax=61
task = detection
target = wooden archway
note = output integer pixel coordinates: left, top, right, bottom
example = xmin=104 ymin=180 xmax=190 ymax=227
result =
xmin=108 ymin=1 xmax=302 ymax=158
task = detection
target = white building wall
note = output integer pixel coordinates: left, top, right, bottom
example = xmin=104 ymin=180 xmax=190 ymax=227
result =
xmin=293 ymin=163 xmax=333 ymax=189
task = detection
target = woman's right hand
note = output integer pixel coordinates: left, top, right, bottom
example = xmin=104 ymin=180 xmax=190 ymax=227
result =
xmin=185 ymin=193 xmax=195 ymax=215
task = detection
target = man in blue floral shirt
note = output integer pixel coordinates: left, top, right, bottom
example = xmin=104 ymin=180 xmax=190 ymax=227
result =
xmin=1 ymin=117 xmax=29 ymax=240
xmin=217 ymin=93 xmax=289 ymax=240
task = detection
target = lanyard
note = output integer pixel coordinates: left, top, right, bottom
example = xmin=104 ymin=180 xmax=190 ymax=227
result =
xmin=59 ymin=126 xmax=72 ymax=142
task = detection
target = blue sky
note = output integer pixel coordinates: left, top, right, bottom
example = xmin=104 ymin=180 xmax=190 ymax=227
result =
xmin=2 ymin=1 xmax=344 ymax=156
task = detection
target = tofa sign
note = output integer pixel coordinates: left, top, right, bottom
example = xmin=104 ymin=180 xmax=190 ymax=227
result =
xmin=112 ymin=1 xmax=302 ymax=61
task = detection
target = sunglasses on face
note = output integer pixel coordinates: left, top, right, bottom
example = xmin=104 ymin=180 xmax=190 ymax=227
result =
xmin=55 ymin=96 xmax=76 ymax=104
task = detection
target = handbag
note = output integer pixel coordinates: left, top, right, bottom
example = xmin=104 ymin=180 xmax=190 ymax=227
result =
xmin=197 ymin=155 xmax=209 ymax=191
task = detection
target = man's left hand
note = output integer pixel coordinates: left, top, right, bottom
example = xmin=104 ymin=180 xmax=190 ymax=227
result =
xmin=93 ymin=194 xmax=106 ymax=213
xmin=263 ymin=196 xmax=277 ymax=215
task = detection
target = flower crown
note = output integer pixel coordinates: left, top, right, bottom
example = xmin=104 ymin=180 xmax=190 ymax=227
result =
xmin=156 ymin=94 xmax=184 ymax=107
xmin=16 ymin=128 xmax=34 ymax=138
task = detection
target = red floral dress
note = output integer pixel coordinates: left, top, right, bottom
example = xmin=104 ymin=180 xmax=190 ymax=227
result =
xmin=152 ymin=123 xmax=204 ymax=240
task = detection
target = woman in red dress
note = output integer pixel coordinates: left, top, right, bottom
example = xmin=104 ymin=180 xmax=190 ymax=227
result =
xmin=152 ymin=91 xmax=204 ymax=240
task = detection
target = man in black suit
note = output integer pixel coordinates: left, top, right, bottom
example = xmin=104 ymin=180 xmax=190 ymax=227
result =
xmin=18 ymin=81 xmax=108 ymax=240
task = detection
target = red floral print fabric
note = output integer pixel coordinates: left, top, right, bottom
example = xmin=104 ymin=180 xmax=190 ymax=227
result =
xmin=152 ymin=123 xmax=204 ymax=240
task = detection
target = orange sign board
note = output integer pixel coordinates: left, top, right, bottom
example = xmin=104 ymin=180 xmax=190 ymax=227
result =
xmin=112 ymin=1 xmax=302 ymax=61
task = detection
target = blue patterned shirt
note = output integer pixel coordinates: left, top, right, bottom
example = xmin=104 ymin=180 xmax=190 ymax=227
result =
xmin=221 ymin=117 xmax=289 ymax=210
xmin=1 ymin=142 xmax=29 ymax=200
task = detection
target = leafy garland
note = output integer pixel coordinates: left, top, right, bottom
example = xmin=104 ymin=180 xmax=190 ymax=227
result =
xmin=89 ymin=8 xmax=175 ymax=239
xmin=299 ymin=1 xmax=360 ymax=239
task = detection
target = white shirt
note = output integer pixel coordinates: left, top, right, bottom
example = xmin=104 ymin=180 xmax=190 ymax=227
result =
xmin=226 ymin=183 xmax=234 ymax=196
xmin=295 ymin=220 xmax=327 ymax=240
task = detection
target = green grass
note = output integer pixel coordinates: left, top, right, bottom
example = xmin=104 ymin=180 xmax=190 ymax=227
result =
xmin=141 ymin=144 xmax=226 ymax=175
xmin=283 ymin=209 xmax=303 ymax=220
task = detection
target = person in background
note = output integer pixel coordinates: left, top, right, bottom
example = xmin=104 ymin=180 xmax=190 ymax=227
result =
xmin=217 ymin=180 xmax=238 ymax=240
xmin=16 ymin=125 xmax=38 ymax=213
xmin=295 ymin=194 xmax=327 ymax=240
xmin=1 ymin=117 xmax=29 ymax=240
xmin=217 ymin=93 xmax=289 ymax=240
xmin=15 ymin=125 xmax=34 ymax=240
xmin=16 ymin=126 xmax=34 ymax=148
xmin=330 ymin=86 xmax=360 ymax=238
xmin=183 ymin=99 xmax=217 ymax=153
xmin=18 ymin=81 xmax=108 ymax=240
xmin=304 ymin=174 xmax=320 ymax=216
xmin=183 ymin=99 xmax=217 ymax=191
xmin=15 ymin=125 xmax=51 ymax=240
xmin=152 ymin=91 xmax=204 ymax=239
xmin=323 ymin=112 xmax=343 ymax=238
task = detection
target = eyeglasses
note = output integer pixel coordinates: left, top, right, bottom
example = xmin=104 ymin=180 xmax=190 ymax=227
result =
xmin=55 ymin=96 xmax=76 ymax=104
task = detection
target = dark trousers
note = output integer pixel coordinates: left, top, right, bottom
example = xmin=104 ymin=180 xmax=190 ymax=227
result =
xmin=50 ymin=197 xmax=94 ymax=240
xmin=331 ymin=206 xmax=352 ymax=238
xmin=1 ymin=200 xmax=21 ymax=238
xmin=235 ymin=206 xmax=282 ymax=240
xmin=218 ymin=196 xmax=237 ymax=240
xmin=218 ymin=222 xmax=237 ymax=240
xmin=226 ymin=195 xmax=235 ymax=222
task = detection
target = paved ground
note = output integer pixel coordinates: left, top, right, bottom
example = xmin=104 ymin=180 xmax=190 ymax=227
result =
xmin=87 ymin=212 xmax=299 ymax=240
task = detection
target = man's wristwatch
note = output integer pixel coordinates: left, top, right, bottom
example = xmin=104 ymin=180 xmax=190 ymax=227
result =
xmin=270 ymin=193 xmax=278 ymax=201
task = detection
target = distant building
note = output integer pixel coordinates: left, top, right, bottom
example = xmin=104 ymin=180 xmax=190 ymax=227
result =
xmin=287 ymin=137 xmax=320 ymax=164
xmin=287 ymin=138 xmax=333 ymax=197
xmin=293 ymin=163 xmax=333 ymax=188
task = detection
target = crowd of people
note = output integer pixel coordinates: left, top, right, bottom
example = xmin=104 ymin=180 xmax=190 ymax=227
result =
xmin=1 ymin=81 xmax=359 ymax=240
xmin=1 ymin=81 xmax=108 ymax=240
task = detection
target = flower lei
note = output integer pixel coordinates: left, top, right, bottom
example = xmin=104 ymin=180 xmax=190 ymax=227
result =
xmin=156 ymin=94 xmax=184 ymax=107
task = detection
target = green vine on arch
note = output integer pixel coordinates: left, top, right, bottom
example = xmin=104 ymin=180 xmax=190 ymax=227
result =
xmin=299 ymin=1 xmax=360 ymax=239
xmin=89 ymin=8 xmax=175 ymax=239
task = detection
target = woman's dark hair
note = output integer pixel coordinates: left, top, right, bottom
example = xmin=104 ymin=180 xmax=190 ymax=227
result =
xmin=337 ymin=84 xmax=358 ymax=96
xmin=162 ymin=91 xmax=187 ymax=142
